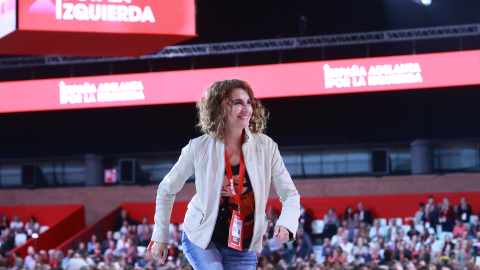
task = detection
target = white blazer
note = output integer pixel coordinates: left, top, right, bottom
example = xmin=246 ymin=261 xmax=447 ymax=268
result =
xmin=151 ymin=128 xmax=300 ymax=251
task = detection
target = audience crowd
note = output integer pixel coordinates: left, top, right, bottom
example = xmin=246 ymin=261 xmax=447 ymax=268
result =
xmin=1 ymin=196 xmax=479 ymax=270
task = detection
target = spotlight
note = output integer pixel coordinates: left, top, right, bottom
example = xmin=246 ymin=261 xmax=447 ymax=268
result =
xmin=411 ymin=0 xmax=431 ymax=6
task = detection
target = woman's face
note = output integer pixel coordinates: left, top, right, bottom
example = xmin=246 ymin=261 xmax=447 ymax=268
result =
xmin=445 ymin=235 xmax=451 ymax=242
xmin=225 ymin=88 xmax=252 ymax=132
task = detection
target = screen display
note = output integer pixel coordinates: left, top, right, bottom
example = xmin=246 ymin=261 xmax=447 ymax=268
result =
xmin=1 ymin=49 xmax=480 ymax=113
xmin=0 ymin=0 xmax=16 ymax=38
xmin=18 ymin=0 xmax=195 ymax=35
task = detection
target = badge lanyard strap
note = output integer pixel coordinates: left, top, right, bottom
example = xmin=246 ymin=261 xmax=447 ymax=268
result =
xmin=224 ymin=136 xmax=245 ymax=214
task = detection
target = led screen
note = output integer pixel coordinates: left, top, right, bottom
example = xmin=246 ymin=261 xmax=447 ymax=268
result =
xmin=1 ymin=50 xmax=480 ymax=113
xmin=0 ymin=0 xmax=16 ymax=38
xmin=18 ymin=0 xmax=195 ymax=35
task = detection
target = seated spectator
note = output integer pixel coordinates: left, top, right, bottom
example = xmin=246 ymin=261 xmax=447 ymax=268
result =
xmin=407 ymin=240 xmax=418 ymax=259
xmin=397 ymin=228 xmax=411 ymax=245
xmin=419 ymin=228 xmax=429 ymax=244
xmin=75 ymin=242 xmax=88 ymax=259
xmin=331 ymin=227 xmax=344 ymax=247
xmin=351 ymin=212 xmax=361 ymax=229
xmin=406 ymin=226 xmax=420 ymax=239
xmin=368 ymin=243 xmax=381 ymax=266
xmin=256 ymin=255 xmax=268 ymax=270
xmin=115 ymin=209 xmax=140 ymax=231
xmin=122 ymin=238 xmax=137 ymax=268
xmin=357 ymin=202 xmax=373 ymax=225
xmin=293 ymin=227 xmax=313 ymax=261
xmin=169 ymin=222 xmax=181 ymax=246
xmin=423 ymin=234 xmax=435 ymax=247
xmin=24 ymin=246 xmax=36 ymax=270
xmin=87 ymin=234 xmax=97 ymax=254
xmin=393 ymin=241 xmax=412 ymax=261
xmin=176 ymin=250 xmax=189 ymax=268
xmin=88 ymin=242 xmax=104 ymax=266
xmin=385 ymin=220 xmax=398 ymax=244
xmin=126 ymin=224 xmax=137 ymax=241
xmin=468 ymin=216 xmax=479 ymax=238
xmin=101 ymin=230 xmax=115 ymax=253
xmin=0 ymin=214 xmax=8 ymax=231
xmin=417 ymin=244 xmax=431 ymax=264
xmin=51 ymin=249 xmax=64 ymax=269
xmin=139 ymin=251 xmax=157 ymax=269
xmin=104 ymin=239 xmax=121 ymax=265
xmin=24 ymin=215 xmax=40 ymax=239
xmin=167 ymin=241 xmax=180 ymax=262
xmin=10 ymin=214 xmax=24 ymax=233
xmin=65 ymin=252 xmax=88 ymax=270
xmin=323 ymin=207 xmax=339 ymax=239
xmin=465 ymin=239 xmax=475 ymax=259
xmin=369 ymin=219 xmax=385 ymax=243
xmin=322 ymin=237 xmax=334 ymax=258
xmin=38 ymin=250 xmax=48 ymax=265
xmin=136 ymin=216 xmax=152 ymax=237
xmin=327 ymin=246 xmax=344 ymax=264
xmin=0 ymin=253 xmax=10 ymax=269
xmin=138 ymin=223 xmax=152 ymax=247
xmin=270 ymin=250 xmax=289 ymax=269
xmin=62 ymin=249 xmax=74 ymax=269
xmin=453 ymin=219 xmax=469 ymax=239
xmin=116 ymin=233 xmax=127 ymax=251
xmin=453 ymin=241 xmax=468 ymax=269
xmin=358 ymin=221 xmax=370 ymax=241
xmin=266 ymin=205 xmax=280 ymax=221
xmin=352 ymin=237 xmax=369 ymax=264
xmin=415 ymin=203 xmax=425 ymax=226
xmin=0 ymin=228 xmax=14 ymax=257
xmin=456 ymin=197 xmax=472 ymax=223
xmin=299 ymin=204 xmax=312 ymax=234
xmin=338 ymin=233 xmax=354 ymax=263
xmin=119 ymin=220 xmax=129 ymax=235
xmin=11 ymin=250 xmax=23 ymax=270
xmin=47 ymin=249 xmax=55 ymax=267
xmin=342 ymin=206 xmax=354 ymax=224
xmin=351 ymin=228 xmax=360 ymax=244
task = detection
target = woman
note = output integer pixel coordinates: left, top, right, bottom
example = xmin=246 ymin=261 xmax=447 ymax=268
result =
xmin=352 ymin=237 xmax=369 ymax=264
xmin=148 ymin=79 xmax=300 ymax=269
xmin=442 ymin=234 xmax=453 ymax=256
xmin=10 ymin=214 xmax=24 ymax=233
xmin=342 ymin=206 xmax=354 ymax=223
xmin=0 ymin=214 xmax=8 ymax=231
xmin=24 ymin=215 xmax=39 ymax=238
xmin=439 ymin=197 xmax=455 ymax=232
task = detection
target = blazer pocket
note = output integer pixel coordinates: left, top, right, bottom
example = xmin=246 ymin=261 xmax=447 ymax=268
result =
xmin=259 ymin=213 xmax=270 ymax=236
xmin=184 ymin=206 xmax=204 ymax=232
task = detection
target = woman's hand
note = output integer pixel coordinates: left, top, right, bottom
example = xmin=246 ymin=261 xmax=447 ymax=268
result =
xmin=273 ymin=226 xmax=290 ymax=243
xmin=150 ymin=242 xmax=168 ymax=264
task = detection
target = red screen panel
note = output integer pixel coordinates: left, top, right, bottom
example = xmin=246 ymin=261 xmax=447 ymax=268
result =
xmin=0 ymin=0 xmax=16 ymax=38
xmin=18 ymin=0 xmax=195 ymax=35
xmin=1 ymin=50 xmax=480 ymax=114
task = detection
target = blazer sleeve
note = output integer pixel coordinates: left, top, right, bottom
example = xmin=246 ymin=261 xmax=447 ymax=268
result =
xmin=269 ymin=140 xmax=301 ymax=241
xmin=151 ymin=140 xmax=195 ymax=244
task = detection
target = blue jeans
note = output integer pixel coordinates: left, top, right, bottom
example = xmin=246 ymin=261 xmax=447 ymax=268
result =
xmin=181 ymin=231 xmax=257 ymax=270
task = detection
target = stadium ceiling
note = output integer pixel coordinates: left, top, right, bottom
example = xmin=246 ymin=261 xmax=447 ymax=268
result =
xmin=0 ymin=23 xmax=479 ymax=69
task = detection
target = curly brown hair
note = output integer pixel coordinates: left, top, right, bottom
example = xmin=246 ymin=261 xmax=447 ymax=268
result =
xmin=196 ymin=79 xmax=269 ymax=140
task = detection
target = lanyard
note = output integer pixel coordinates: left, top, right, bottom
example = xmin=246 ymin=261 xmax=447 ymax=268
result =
xmin=224 ymin=136 xmax=245 ymax=214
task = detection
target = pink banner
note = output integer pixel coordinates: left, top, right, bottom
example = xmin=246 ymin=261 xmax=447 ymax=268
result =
xmin=18 ymin=0 xmax=195 ymax=35
xmin=1 ymin=50 xmax=480 ymax=113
